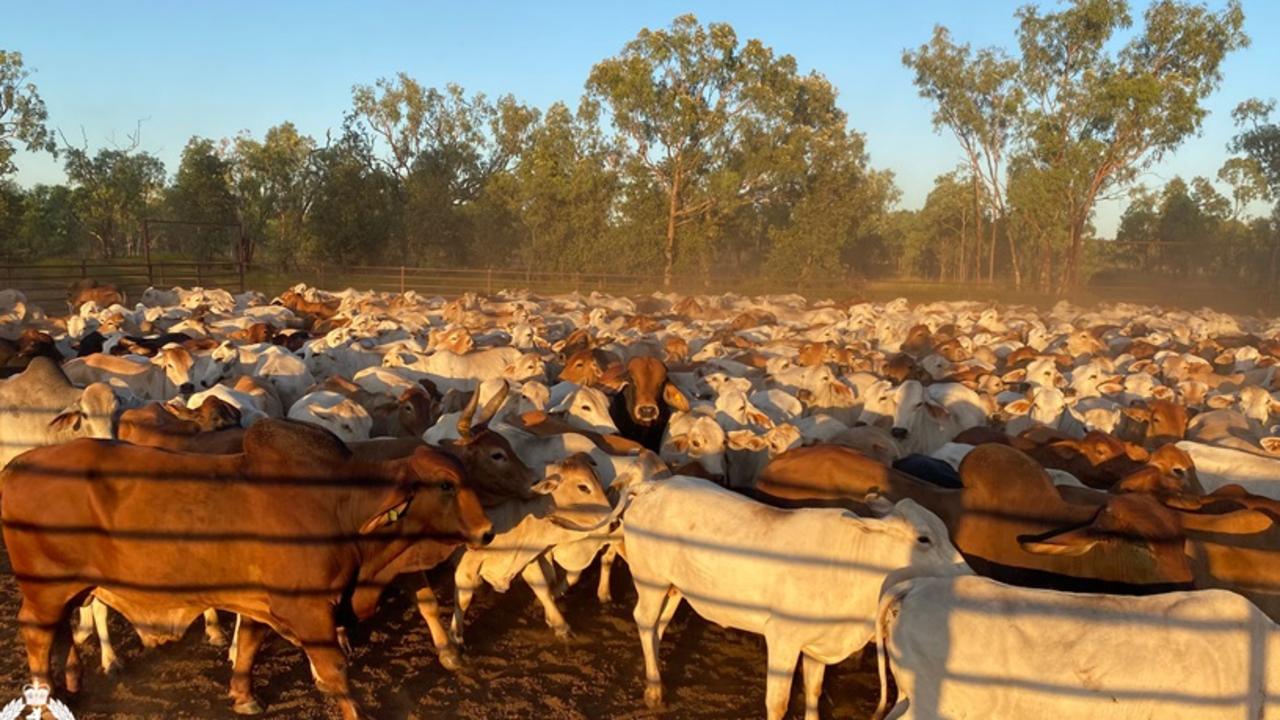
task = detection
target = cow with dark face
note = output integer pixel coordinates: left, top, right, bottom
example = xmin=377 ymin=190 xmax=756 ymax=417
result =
xmin=608 ymin=356 xmax=690 ymax=453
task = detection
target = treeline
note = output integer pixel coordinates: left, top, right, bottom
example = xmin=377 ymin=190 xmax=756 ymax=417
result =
xmin=1 ymin=5 xmax=1278 ymax=290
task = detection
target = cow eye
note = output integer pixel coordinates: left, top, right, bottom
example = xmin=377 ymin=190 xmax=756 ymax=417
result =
xmin=576 ymin=483 xmax=591 ymax=493
xmin=581 ymin=405 xmax=591 ymax=411
xmin=438 ymin=482 xmax=456 ymax=493
xmin=692 ymin=439 xmax=702 ymax=448
xmin=917 ymin=535 xmax=932 ymax=545
xmin=490 ymin=452 xmax=506 ymax=462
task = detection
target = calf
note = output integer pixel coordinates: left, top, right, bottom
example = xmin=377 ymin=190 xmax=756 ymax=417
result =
xmin=608 ymin=356 xmax=691 ymax=452
xmin=624 ymin=476 xmax=969 ymax=720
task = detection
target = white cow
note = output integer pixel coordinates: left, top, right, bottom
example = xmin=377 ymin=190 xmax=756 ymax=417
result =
xmin=287 ymin=391 xmax=373 ymax=442
xmin=0 ymin=358 xmax=122 ymax=467
xmin=449 ymin=455 xmax=614 ymax=644
xmin=886 ymin=381 xmax=988 ymax=455
xmin=624 ymin=476 xmax=969 ymax=720
xmin=1176 ymin=440 xmax=1280 ymax=498
xmin=876 ymin=576 xmax=1280 ymax=720
xmin=62 ymin=354 xmax=169 ymax=402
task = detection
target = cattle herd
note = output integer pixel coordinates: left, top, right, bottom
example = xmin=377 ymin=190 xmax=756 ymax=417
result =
xmin=0 ymin=281 xmax=1278 ymax=719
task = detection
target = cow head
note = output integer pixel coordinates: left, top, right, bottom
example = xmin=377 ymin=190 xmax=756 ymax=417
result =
xmin=397 ymin=386 xmax=438 ymax=437
xmin=364 ymin=446 xmax=493 ymax=550
xmin=532 ymin=453 xmax=613 ymax=530
xmin=876 ymin=498 xmax=970 ymax=577
xmin=621 ymin=356 xmax=688 ymax=427
xmin=1019 ymin=493 xmax=1192 ymax=586
xmin=448 ymin=382 xmax=538 ymax=504
xmin=48 ymin=382 xmax=121 ymax=439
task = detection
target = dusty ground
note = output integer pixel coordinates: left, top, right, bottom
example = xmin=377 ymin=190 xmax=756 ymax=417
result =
xmin=0 ymin=549 xmax=881 ymax=720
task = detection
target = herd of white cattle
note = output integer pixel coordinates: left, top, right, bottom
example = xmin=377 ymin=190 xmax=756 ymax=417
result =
xmin=2 ymin=283 xmax=1280 ymax=719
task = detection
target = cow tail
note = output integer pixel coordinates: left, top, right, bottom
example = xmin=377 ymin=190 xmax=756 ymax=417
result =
xmin=873 ymin=580 xmax=912 ymax=720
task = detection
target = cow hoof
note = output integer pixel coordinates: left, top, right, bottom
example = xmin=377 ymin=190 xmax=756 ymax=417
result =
xmin=207 ymin=632 xmax=229 ymax=648
xmin=232 ymin=699 xmax=264 ymax=715
xmin=438 ymin=646 xmax=464 ymax=672
xmin=553 ymin=625 xmax=572 ymax=641
xmin=103 ymin=660 xmax=124 ymax=677
xmin=644 ymin=684 xmax=663 ymax=708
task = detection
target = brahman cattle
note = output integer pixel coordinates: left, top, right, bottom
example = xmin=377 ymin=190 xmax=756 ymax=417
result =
xmin=623 ymin=475 xmax=969 ymax=720
xmin=0 ymin=419 xmax=493 ymax=719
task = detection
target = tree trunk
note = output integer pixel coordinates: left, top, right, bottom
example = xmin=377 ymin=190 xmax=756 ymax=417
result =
xmin=988 ymin=214 xmax=997 ymax=282
xmin=1005 ymin=218 xmax=1022 ymax=288
xmin=1065 ymin=210 xmax=1085 ymax=288
xmin=972 ymin=175 xmax=983 ymax=283
xmin=1040 ymin=232 xmax=1053 ymax=292
xmin=663 ymin=169 xmax=681 ymax=289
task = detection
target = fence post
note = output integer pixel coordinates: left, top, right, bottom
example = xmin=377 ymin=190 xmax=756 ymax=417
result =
xmin=80 ymin=258 xmax=87 ymax=279
xmin=399 ymin=266 xmax=406 ymax=294
xmin=195 ymin=262 xmax=204 ymax=288
xmin=486 ymin=267 xmax=493 ymax=294
xmin=317 ymin=262 xmax=325 ymax=289
xmin=146 ymin=260 xmax=154 ymax=288
xmin=238 ymin=256 xmax=247 ymax=294
xmin=574 ymin=272 xmax=580 ymax=293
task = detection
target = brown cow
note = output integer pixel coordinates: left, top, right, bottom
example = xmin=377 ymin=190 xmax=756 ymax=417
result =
xmin=117 ymin=402 xmax=246 ymax=455
xmin=755 ymin=443 xmax=1253 ymax=594
xmin=1 ymin=419 xmax=493 ymax=719
xmin=607 ymin=356 xmax=690 ymax=453
xmin=67 ymin=279 xmax=126 ymax=312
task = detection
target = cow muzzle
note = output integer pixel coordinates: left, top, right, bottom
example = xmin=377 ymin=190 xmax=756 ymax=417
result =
xmin=179 ymin=382 xmax=195 ymax=395
xmin=891 ymin=427 xmax=909 ymax=440
xmin=469 ymin=531 xmax=495 ymax=550
xmin=635 ymin=403 xmax=659 ymax=423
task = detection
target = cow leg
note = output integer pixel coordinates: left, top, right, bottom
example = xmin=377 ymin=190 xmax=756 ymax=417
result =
xmin=228 ymin=614 xmax=241 ymax=666
xmin=763 ymin=635 xmax=801 ymax=720
xmin=632 ymin=577 xmax=670 ymax=708
xmin=203 ymin=608 xmax=228 ymax=647
xmin=801 ymin=653 xmax=827 ymax=720
xmin=522 ymin=556 xmax=569 ymax=639
xmin=413 ymin=580 xmax=462 ymax=672
xmin=18 ymin=591 xmax=74 ymax=693
xmin=90 ymin=599 xmax=122 ymax=674
xmin=450 ymin=554 xmax=482 ymax=647
xmin=228 ymin=616 xmax=268 ymax=715
xmin=72 ymin=604 xmax=94 ymax=646
xmin=301 ymin=637 xmax=362 ymax=720
xmin=656 ymin=587 xmax=682 ymax=642
xmin=597 ymin=543 xmax=620 ymax=604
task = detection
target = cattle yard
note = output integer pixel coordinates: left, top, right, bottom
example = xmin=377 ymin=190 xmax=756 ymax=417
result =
xmin=0 ymin=281 xmax=1278 ymax=720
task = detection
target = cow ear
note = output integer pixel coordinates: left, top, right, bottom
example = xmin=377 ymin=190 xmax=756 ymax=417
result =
xmin=1097 ymin=380 xmax=1125 ymax=395
xmin=1151 ymin=386 xmax=1174 ymax=401
xmin=1001 ymin=368 xmax=1027 ymax=383
xmin=747 ymin=410 xmax=774 ymax=428
xmin=359 ymin=490 xmax=414 ymax=534
xmin=1261 ymin=437 xmax=1280 ymax=456
xmin=48 ymin=410 xmax=85 ymax=432
xmin=924 ymin=402 xmax=950 ymax=420
xmin=672 ymin=435 xmax=690 ymax=452
xmin=1004 ymin=399 xmax=1032 ymax=416
xmin=663 ymin=382 xmax=691 ymax=413
xmin=1206 ymin=394 xmax=1235 ymax=409
xmin=1019 ymin=532 xmax=1100 ymax=557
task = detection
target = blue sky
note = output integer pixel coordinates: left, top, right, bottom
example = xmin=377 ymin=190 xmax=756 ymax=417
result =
xmin=8 ymin=0 xmax=1278 ymax=236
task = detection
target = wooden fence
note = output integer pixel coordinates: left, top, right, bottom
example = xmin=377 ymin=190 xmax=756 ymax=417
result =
xmin=0 ymin=259 xmax=1275 ymax=316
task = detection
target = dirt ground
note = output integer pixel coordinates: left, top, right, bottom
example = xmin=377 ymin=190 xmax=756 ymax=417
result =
xmin=0 ymin=548 xmax=882 ymax=720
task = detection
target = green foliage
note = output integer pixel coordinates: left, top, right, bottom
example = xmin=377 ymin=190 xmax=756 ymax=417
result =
xmin=62 ymin=145 xmax=166 ymax=258
xmin=302 ymin=129 xmax=398 ymax=265
xmin=1229 ymin=98 xmax=1280 ymax=197
xmin=14 ymin=184 xmax=78 ymax=258
xmin=0 ymin=51 xmax=56 ymax=177
xmin=230 ymin=122 xmax=315 ymax=267
xmin=166 ymin=137 xmax=237 ymax=259
xmin=586 ymin=14 xmax=860 ymax=285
